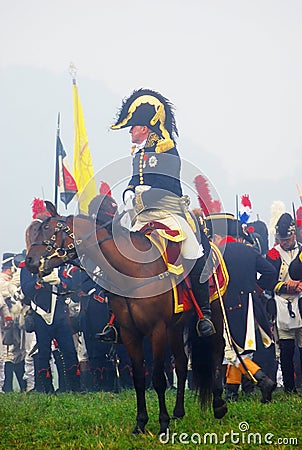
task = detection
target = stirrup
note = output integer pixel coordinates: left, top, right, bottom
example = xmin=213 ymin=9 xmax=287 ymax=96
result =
xmin=196 ymin=317 xmax=216 ymax=337
xmin=95 ymin=324 xmax=118 ymax=344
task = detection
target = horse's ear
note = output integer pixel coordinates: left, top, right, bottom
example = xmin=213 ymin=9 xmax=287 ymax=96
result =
xmin=44 ymin=201 xmax=59 ymax=217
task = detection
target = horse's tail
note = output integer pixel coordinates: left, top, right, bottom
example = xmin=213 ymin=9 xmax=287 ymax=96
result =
xmin=189 ymin=323 xmax=214 ymax=409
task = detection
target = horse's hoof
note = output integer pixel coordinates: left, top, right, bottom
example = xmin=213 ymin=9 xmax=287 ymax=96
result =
xmin=132 ymin=426 xmax=145 ymax=436
xmin=171 ymin=414 xmax=185 ymax=420
xmin=213 ymin=399 xmax=228 ymax=419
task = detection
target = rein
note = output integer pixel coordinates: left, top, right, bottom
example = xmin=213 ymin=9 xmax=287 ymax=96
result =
xmin=30 ymin=217 xmax=80 ymax=272
xmin=29 ymin=210 xmax=174 ymax=295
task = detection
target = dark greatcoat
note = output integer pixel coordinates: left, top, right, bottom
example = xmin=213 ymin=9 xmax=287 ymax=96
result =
xmin=220 ymin=238 xmax=277 ymax=350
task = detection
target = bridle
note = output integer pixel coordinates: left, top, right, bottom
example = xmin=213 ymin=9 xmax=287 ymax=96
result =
xmin=28 ymin=210 xmax=174 ymax=296
xmin=29 ymin=216 xmax=81 ymax=272
xmin=29 ymin=214 xmax=116 ymax=273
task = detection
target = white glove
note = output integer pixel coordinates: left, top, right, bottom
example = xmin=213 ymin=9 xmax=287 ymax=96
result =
xmin=42 ymin=269 xmax=60 ymax=285
xmin=124 ymin=190 xmax=135 ymax=202
xmin=135 ymin=185 xmax=151 ymax=194
xmin=124 ymin=190 xmax=135 ymax=212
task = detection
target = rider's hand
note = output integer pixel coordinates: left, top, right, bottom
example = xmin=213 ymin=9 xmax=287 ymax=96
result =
xmin=42 ymin=269 xmax=60 ymax=285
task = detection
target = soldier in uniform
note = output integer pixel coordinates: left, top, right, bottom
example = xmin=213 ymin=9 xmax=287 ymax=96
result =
xmin=0 ymin=253 xmax=26 ymax=393
xmin=266 ymin=213 xmax=302 ymax=393
xmin=205 ymin=213 xmax=277 ymax=403
xmin=97 ymin=88 xmax=214 ymax=342
xmin=20 ymin=264 xmax=81 ymax=393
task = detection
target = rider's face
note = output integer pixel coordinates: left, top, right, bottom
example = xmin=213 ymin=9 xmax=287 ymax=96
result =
xmin=129 ymin=126 xmax=149 ymax=145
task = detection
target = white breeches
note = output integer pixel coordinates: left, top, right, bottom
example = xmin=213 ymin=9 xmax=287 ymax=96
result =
xmin=131 ymin=209 xmax=204 ymax=260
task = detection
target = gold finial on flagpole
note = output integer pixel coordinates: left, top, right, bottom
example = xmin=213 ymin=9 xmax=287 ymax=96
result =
xmin=69 ymin=62 xmax=77 ymax=85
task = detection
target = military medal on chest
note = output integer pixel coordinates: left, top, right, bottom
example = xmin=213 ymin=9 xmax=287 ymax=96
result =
xmin=148 ymin=155 xmax=158 ymax=168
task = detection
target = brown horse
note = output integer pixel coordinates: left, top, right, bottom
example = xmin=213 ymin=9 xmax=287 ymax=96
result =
xmin=25 ymin=200 xmax=227 ymax=435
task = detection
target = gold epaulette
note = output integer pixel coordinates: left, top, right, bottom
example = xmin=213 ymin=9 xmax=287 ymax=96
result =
xmin=155 ymin=138 xmax=174 ymax=153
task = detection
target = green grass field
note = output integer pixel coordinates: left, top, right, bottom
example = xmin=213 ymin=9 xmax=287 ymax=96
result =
xmin=0 ymin=388 xmax=301 ymax=449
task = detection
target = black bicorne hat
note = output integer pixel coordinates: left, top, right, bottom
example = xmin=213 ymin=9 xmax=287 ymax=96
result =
xmin=205 ymin=213 xmax=235 ymax=238
xmin=111 ymin=88 xmax=178 ymax=151
xmin=275 ymin=213 xmax=296 ymax=239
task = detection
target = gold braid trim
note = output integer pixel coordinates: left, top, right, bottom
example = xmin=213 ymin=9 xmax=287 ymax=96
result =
xmin=145 ymin=132 xmax=159 ymax=148
xmin=146 ymin=132 xmax=174 ymax=153
xmin=209 ymin=242 xmax=229 ymax=303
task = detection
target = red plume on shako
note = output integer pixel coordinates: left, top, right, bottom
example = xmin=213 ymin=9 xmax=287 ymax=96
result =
xmin=99 ymin=181 xmax=112 ymax=197
xmin=31 ymin=198 xmax=51 ymax=219
xmin=194 ymin=175 xmax=221 ymax=216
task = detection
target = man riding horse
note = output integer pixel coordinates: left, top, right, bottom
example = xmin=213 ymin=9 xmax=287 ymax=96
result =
xmin=97 ymin=88 xmax=215 ymax=342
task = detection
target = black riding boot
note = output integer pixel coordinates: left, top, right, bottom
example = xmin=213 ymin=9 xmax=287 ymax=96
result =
xmin=185 ymin=257 xmax=216 ymax=337
xmin=279 ymin=339 xmax=296 ymax=393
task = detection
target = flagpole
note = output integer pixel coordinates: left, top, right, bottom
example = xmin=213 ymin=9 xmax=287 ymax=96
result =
xmin=54 ymin=113 xmax=60 ymax=210
xmin=69 ymin=62 xmax=97 ymax=213
xmin=235 ymin=194 xmax=239 ymax=240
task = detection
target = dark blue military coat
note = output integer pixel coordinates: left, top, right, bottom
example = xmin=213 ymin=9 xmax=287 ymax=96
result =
xmin=124 ymin=143 xmax=182 ymax=199
xmin=221 ymin=238 xmax=277 ymax=351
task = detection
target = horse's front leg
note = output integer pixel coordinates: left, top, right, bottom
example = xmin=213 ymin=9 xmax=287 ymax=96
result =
xmin=167 ymin=326 xmax=187 ymax=420
xmin=151 ymin=324 xmax=170 ymax=435
xmin=121 ymin=329 xmax=148 ymax=434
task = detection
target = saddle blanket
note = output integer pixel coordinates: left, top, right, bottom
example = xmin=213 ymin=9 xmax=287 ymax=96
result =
xmin=140 ymin=221 xmax=192 ymax=314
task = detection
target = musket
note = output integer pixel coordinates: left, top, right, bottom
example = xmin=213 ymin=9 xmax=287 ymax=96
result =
xmin=292 ymin=202 xmax=297 ymax=230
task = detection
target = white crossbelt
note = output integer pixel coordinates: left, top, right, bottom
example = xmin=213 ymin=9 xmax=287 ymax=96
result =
xmin=31 ymin=287 xmax=57 ymax=325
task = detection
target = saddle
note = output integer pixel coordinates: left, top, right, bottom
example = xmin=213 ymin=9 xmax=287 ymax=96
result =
xmin=140 ymin=223 xmax=229 ymax=312
xmin=139 ymin=221 xmax=192 ymax=313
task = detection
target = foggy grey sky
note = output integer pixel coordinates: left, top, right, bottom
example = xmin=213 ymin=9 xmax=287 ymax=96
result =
xmin=1 ymin=0 xmax=302 ymax=258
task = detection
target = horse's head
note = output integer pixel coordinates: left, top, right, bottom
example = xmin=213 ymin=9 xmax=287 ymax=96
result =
xmin=25 ymin=201 xmax=78 ymax=276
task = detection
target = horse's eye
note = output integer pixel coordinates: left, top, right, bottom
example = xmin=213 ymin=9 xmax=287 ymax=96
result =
xmin=43 ymin=224 xmax=50 ymax=230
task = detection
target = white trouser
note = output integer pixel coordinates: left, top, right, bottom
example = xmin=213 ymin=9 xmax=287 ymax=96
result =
xmin=131 ymin=209 xmax=204 ymax=260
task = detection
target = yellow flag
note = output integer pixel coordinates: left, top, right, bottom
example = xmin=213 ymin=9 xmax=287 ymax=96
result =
xmin=72 ymin=82 xmax=97 ymax=213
